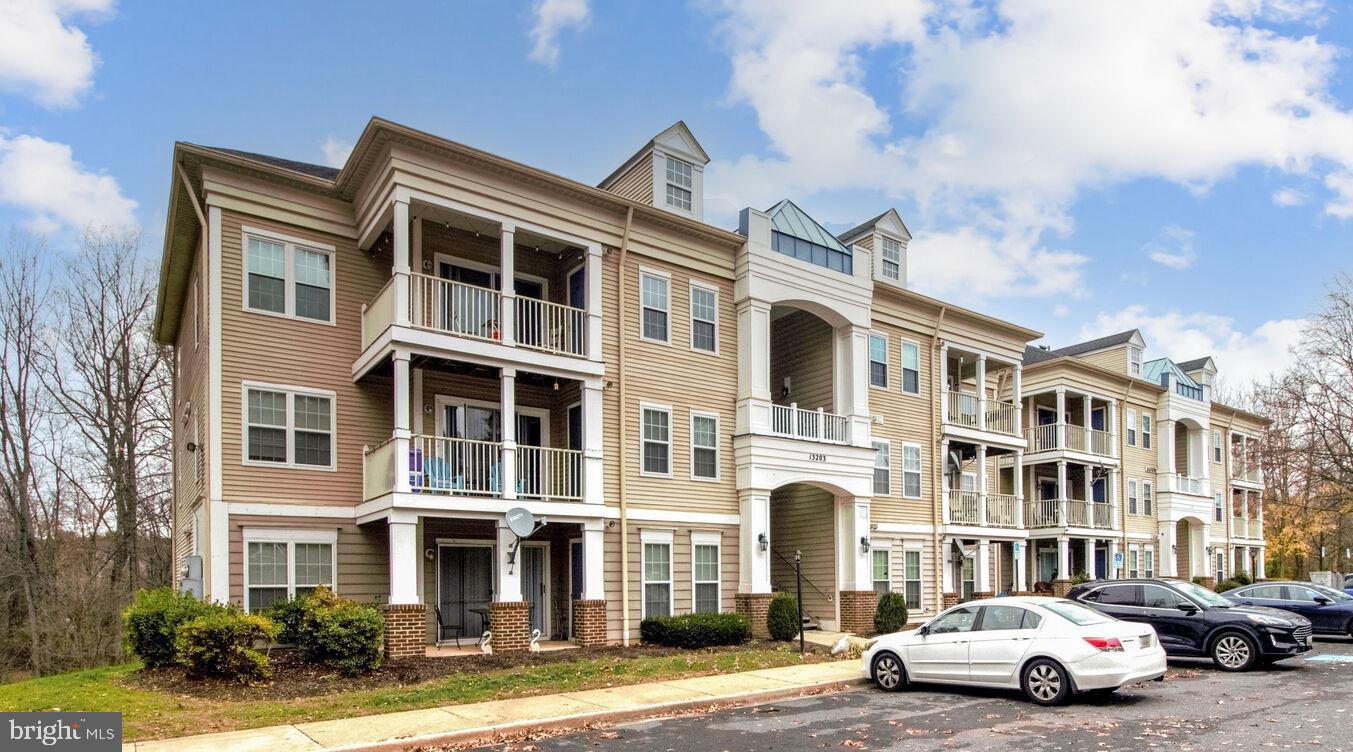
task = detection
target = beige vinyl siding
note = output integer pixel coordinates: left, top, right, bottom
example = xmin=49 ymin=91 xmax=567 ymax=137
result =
xmin=771 ymin=309 xmax=834 ymax=411
xmin=1077 ymin=345 xmax=1130 ymax=375
xmin=172 ymin=236 xmax=210 ymax=582
xmin=854 ymin=233 xmax=874 ymax=251
xmin=872 ymin=538 xmax=934 ymax=617
xmin=603 ymin=523 xmax=740 ymax=643
xmin=227 ymin=515 xmax=388 ymax=609
xmin=605 ymin=153 xmax=654 ymax=205
xmin=867 ymin=314 xmax=935 ymax=526
xmin=418 ymin=221 xmax=581 ymax=309
xmin=769 ymin=484 xmax=836 ymax=625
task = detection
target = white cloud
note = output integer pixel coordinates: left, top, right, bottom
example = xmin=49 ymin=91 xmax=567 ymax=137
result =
xmin=907 ymin=225 xmax=1088 ymax=299
xmin=320 ymin=136 xmax=352 ymax=168
xmin=527 ymin=0 xmax=590 ymax=68
xmin=1143 ymin=224 xmax=1198 ymax=270
xmin=0 ymin=0 xmax=113 ymax=108
xmin=1271 ymin=187 xmax=1308 ymax=206
xmin=1078 ymin=304 xmax=1304 ymax=386
xmin=0 ymin=134 xmax=137 ymax=231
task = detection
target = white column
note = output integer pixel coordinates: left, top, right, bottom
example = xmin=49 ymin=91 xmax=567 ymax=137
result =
xmin=1012 ymin=364 xmax=1023 ymax=431
xmin=500 ymin=368 xmax=517 ymax=500
xmin=392 ymin=200 xmax=411 ymax=326
xmin=496 ymin=523 xmax=524 ymax=602
xmin=1082 ymin=395 xmax=1092 ymax=451
xmin=976 ymin=355 xmax=988 ymax=430
xmin=940 ymin=439 xmax=951 ymax=524
xmin=942 ymin=539 xmax=955 ymax=593
xmin=1108 ymin=539 xmax=1121 ymax=580
xmin=498 ymin=225 xmax=516 ymax=346
xmin=736 ymin=300 xmax=772 ymax=437
xmin=1108 ymin=469 xmax=1119 ymax=529
xmin=1108 ymin=399 xmax=1118 ymax=458
xmin=837 ymin=498 xmax=872 ymax=591
xmin=976 ymin=444 xmax=988 ymax=526
xmin=834 ymin=325 xmax=872 ymax=446
xmin=1162 ymin=421 xmax=1175 ymax=480
xmin=1256 ymin=547 xmax=1267 ymax=580
xmin=388 ymin=520 xmax=420 ymax=604
xmin=1084 ymin=538 xmax=1096 ymax=579
xmin=582 ymin=521 xmax=605 ymax=600
xmin=976 ymin=540 xmax=992 ymax=592
xmin=739 ymin=492 xmax=772 ymax=593
xmin=582 ymin=381 xmax=604 ymax=504
xmin=1055 ymin=388 xmax=1066 ymax=448
xmin=939 ymin=343 xmax=950 ymax=423
xmin=1013 ymin=449 xmax=1025 ymax=528
xmin=1160 ymin=521 xmax=1178 ymax=577
xmin=1014 ymin=541 xmax=1028 ymax=591
xmin=585 ymin=244 xmax=603 ymax=360
xmin=1057 ymin=536 xmax=1070 ymax=580
xmin=393 ymin=352 xmax=412 ymax=493
xmin=1056 ymin=460 xmax=1067 ymax=525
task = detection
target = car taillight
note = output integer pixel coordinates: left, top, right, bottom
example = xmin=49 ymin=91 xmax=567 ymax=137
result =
xmin=1083 ymin=637 xmax=1124 ymax=652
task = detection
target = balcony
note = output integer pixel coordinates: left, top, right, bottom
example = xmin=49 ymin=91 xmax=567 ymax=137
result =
xmin=363 ymin=435 xmax=583 ymax=502
xmin=986 ymin=493 xmax=1018 ymax=528
xmin=946 ymin=492 xmax=1019 ymax=528
xmin=1024 ymin=498 xmax=1116 ymax=530
xmin=1230 ymin=464 xmax=1261 ymax=485
xmin=1163 ymin=473 xmax=1209 ymax=497
xmin=950 ymin=490 xmax=981 ymax=524
xmin=1025 ymin=423 xmax=1113 ymax=457
xmin=942 ymin=391 xmax=1021 ymax=440
xmin=1231 ymin=516 xmax=1264 ymax=539
xmin=770 ymin=403 xmax=849 ymax=444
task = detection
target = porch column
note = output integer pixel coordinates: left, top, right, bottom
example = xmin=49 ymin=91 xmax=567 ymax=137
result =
xmin=392 ymin=199 xmax=411 ymax=327
xmin=976 ymin=444 xmax=988 ymax=526
xmin=975 ymin=354 xmax=988 ymax=430
xmin=500 ymin=368 xmax=517 ymax=501
xmin=495 ymin=523 xmax=524 ymax=602
xmin=393 ymin=351 xmax=412 ymax=493
xmin=1108 ymin=468 xmax=1119 ymax=529
xmin=1082 ymin=395 xmax=1092 ymax=451
xmin=1108 ymin=399 xmax=1119 ymax=458
xmin=939 ymin=343 xmax=950 ymax=423
xmin=1159 ymin=520 xmax=1178 ymax=577
xmin=585 ymin=244 xmax=603 ymax=360
xmin=1056 ymin=536 xmax=1070 ymax=581
xmin=1162 ymin=421 xmax=1175 ymax=480
xmin=582 ymin=381 xmax=604 ymax=504
xmin=1256 ymin=547 xmax=1267 ymax=580
xmin=388 ymin=520 xmax=420 ymax=604
xmin=834 ymin=324 xmax=872 ymax=446
xmin=1055 ymin=388 xmax=1066 ymax=448
xmin=1084 ymin=538 xmax=1096 ymax=579
xmin=1056 ymin=460 xmax=1067 ymax=525
xmin=736 ymin=299 xmax=772 ymax=437
xmin=940 ymin=439 xmax=951 ymax=524
xmin=837 ymin=498 xmax=873 ymax=592
xmin=738 ymin=492 xmax=772 ymax=594
xmin=976 ymin=540 xmax=992 ymax=593
xmin=1013 ymin=448 xmax=1025 ymax=528
xmin=942 ymin=539 xmax=955 ymax=594
xmin=499 ymin=224 xmax=516 ymax=346
xmin=1013 ymin=541 xmax=1028 ymax=592
xmin=1012 ymin=364 xmax=1023 ymax=430
xmin=582 ymin=522 xmax=605 ymax=600
xmin=490 ymin=522 xmax=531 ymax=652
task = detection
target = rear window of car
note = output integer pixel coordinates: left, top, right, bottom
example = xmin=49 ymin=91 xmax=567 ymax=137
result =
xmin=1043 ymin=600 xmax=1112 ymax=626
xmin=1091 ymin=585 xmax=1139 ymax=606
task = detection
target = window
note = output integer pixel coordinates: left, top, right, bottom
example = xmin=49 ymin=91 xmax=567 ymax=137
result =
xmin=869 ymin=333 xmax=888 ymax=387
xmin=904 ymin=549 xmax=922 ymax=608
xmin=244 ymin=529 xmax=336 ymax=612
xmin=1215 ymin=552 xmax=1225 ymax=581
xmin=1129 ymin=346 xmax=1143 ymax=376
xmin=929 ymin=606 xmax=978 ymax=634
xmin=1128 ymin=549 xmax=1139 ymax=578
xmin=1141 ymin=413 xmax=1152 ymax=449
xmin=960 ymin=556 xmax=975 ymax=601
xmin=1142 ymin=481 xmax=1153 ymax=515
xmin=640 ymin=270 xmax=670 ymax=343
xmin=244 ymin=384 xmax=334 ymax=469
xmin=642 ymin=534 xmax=672 ymax=617
xmin=1214 ymin=492 xmax=1224 ymax=522
xmin=880 ymin=236 xmax=902 ymax=280
xmin=1127 ymin=479 xmax=1139 ymax=515
xmin=244 ymin=231 xmax=334 ymax=323
xmin=1093 ymin=585 xmax=1139 ymax=607
xmin=872 ymin=440 xmax=891 ymax=495
xmin=1142 ymin=584 xmax=1187 ymax=609
xmin=692 ymin=534 xmax=720 ymax=613
xmin=872 ymin=549 xmax=891 ymax=595
xmin=641 ymin=405 xmax=671 ymax=476
xmin=689 ymin=283 xmax=717 ymax=353
xmin=980 ymin=605 xmax=1032 ymax=631
xmin=1144 ymin=548 xmax=1155 ymax=578
xmin=1126 ymin=408 xmax=1137 ymax=446
xmin=901 ymin=342 xmax=920 ymax=395
xmin=901 ymin=444 xmax=922 ymax=498
xmin=1246 ymin=584 xmax=1285 ymax=599
xmin=770 ymin=231 xmax=853 ymax=275
xmin=1213 ymin=430 xmax=1222 ymax=463
xmin=690 ymin=411 xmax=719 ymax=481
xmin=664 ymin=156 xmax=693 ymax=212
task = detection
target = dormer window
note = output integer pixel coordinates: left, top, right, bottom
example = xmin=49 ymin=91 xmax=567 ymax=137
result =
xmin=880 ymin=237 xmax=902 ymax=281
xmin=1129 ymin=346 xmax=1143 ymax=376
xmin=664 ymin=157 xmax=693 ymax=211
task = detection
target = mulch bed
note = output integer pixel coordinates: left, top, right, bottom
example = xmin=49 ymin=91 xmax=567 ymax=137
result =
xmin=123 ymin=641 xmax=830 ymax=702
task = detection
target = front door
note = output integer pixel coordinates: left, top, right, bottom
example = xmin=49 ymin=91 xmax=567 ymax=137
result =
xmin=1037 ymin=548 xmax=1058 ymax=583
xmin=439 ymin=545 xmax=494 ymax=641
xmin=521 ymin=543 xmax=548 ymax=637
xmin=908 ymin=606 xmax=978 ymax=681
xmin=1094 ymin=547 xmax=1108 ymax=579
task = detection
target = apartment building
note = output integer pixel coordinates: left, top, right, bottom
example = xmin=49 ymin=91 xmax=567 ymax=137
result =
xmin=154 ymin=117 xmax=1267 ymax=656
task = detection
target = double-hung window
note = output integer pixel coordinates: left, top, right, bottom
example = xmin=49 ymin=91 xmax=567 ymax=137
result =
xmin=1126 ymin=408 xmax=1137 ymax=446
xmin=1215 ymin=552 xmax=1225 ymax=581
xmin=665 ymin=157 xmax=693 ymax=211
xmin=880 ymin=237 xmax=902 ymax=281
xmin=689 ymin=283 xmax=717 ymax=353
xmin=642 ymin=531 xmax=673 ymax=618
xmin=244 ymin=384 xmax=335 ymax=469
xmin=1212 ymin=430 xmax=1222 ymax=463
xmin=901 ymin=444 xmax=922 ymax=498
xmin=1129 ymin=346 xmax=1143 ymax=376
xmin=692 ymin=533 xmax=721 ymax=614
xmin=872 ymin=440 xmax=891 ymax=495
xmin=869 ymin=333 xmax=888 ymax=387
xmin=1141 ymin=413 xmax=1152 ymax=449
xmin=1214 ymin=492 xmax=1224 ymax=522
xmin=1127 ymin=479 xmax=1138 ymax=515
xmin=1144 ymin=548 xmax=1155 ymax=578
xmin=244 ymin=230 xmax=334 ymax=323
xmin=1128 ymin=549 xmax=1139 ymax=578
xmin=872 ymin=548 xmax=891 ymax=595
xmin=690 ymin=411 xmax=719 ymax=481
xmin=640 ymin=270 xmax=670 ymax=343
xmin=244 ymin=529 xmax=336 ymax=612
xmin=904 ymin=549 xmax=922 ymax=608
xmin=641 ymin=405 xmax=672 ymax=476
xmin=900 ymin=342 xmax=920 ymax=395
xmin=1142 ymin=481 xmax=1153 ymax=515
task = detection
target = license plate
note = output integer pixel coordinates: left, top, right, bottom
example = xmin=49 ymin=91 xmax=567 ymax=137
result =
xmin=1141 ymin=634 xmax=1154 ymax=648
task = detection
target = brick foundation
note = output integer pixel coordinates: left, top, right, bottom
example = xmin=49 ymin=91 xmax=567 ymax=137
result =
xmin=941 ymin=592 xmax=961 ymax=609
xmin=488 ymin=601 xmax=532 ymax=653
xmin=1009 ymin=591 xmax=1035 ymax=597
xmin=1051 ymin=579 xmax=1074 ymax=597
xmin=1198 ymin=577 xmax=1217 ymax=590
xmin=736 ymin=593 xmax=774 ymax=639
xmin=572 ymin=599 xmax=607 ymax=647
xmin=381 ymin=603 xmax=428 ymax=659
xmin=839 ymin=590 xmax=878 ymax=635
xmin=973 ymin=591 xmax=995 ymax=601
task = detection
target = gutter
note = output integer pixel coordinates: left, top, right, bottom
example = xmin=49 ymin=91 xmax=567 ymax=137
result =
xmin=930 ymin=306 xmax=947 ymax=614
xmin=616 ymin=207 xmax=635 ymax=645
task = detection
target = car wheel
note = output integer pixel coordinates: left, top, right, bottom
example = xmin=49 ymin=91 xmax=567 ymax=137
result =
xmin=1211 ymin=632 xmax=1258 ymax=671
xmin=871 ymin=652 xmax=906 ymax=692
xmin=1022 ymin=659 xmax=1071 ymax=706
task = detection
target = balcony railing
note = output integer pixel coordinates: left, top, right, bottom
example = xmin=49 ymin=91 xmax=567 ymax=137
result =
xmin=945 ymin=390 xmax=979 ymax=428
xmin=1167 ymin=473 xmax=1209 ymax=496
xmin=514 ymin=297 xmax=586 ymax=357
xmin=950 ymin=490 xmax=981 ymax=524
xmin=1091 ymin=502 xmax=1114 ymax=529
xmin=1024 ymin=423 xmax=1113 ymax=456
xmin=1066 ymin=499 xmax=1090 ymax=527
xmin=1025 ymin=499 xmax=1060 ymax=528
xmin=986 ymin=493 xmax=1017 ymax=528
xmin=770 ymin=403 xmax=849 ymax=444
xmin=943 ymin=391 xmax=1020 ymax=438
xmin=1023 ymin=498 xmax=1115 ymax=529
xmin=1027 ymin=424 xmax=1058 ymax=452
xmin=410 ymin=273 xmax=501 ymax=342
xmin=1250 ymin=519 xmax=1263 ymax=538
xmin=1230 ymin=464 xmax=1261 ymax=484
xmin=985 ymin=400 xmax=1019 ymax=436
xmin=363 ymin=435 xmax=583 ymax=501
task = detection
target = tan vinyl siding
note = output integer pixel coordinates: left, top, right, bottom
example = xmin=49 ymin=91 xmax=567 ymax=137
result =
xmin=867 ymin=314 xmax=935 ymax=526
xmin=872 ymin=538 xmax=935 ymax=617
xmin=172 ymin=237 xmax=209 ymax=581
xmin=604 ymin=522 xmax=740 ymax=643
xmin=1077 ymin=345 xmax=1130 ymax=375
xmin=606 ymin=153 xmax=654 ymax=206
xmin=769 ymin=484 xmax=836 ymax=625
xmin=227 ymin=515 xmax=388 ymax=609
xmin=771 ymin=309 xmax=834 ymax=411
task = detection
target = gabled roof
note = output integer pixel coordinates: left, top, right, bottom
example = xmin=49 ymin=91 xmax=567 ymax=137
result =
xmin=200 ymin=147 xmax=339 ymax=181
xmin=837 ymin=208 xmax=912 ymax=245
xmin=767 ymin=199 xmax=851 ymax=254
xmin=1143 ymin=358 xmax=1201 ymax=389
xmin=1022 ymin=329 xmax=1143 ymax=364
xmin=1176 ymin=356 xmax=1216 ymax=373
xmin=598 ymin=121 xmax=709 ymax=189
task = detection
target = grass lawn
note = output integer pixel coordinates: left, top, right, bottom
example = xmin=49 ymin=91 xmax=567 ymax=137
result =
xmin=0 ymin=646 xmax=828 ymax=742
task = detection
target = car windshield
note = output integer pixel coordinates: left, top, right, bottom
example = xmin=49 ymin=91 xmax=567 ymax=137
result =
xmin=1173 ymin=580 xmax=1233 ymax=607
xmin=1043 ymin=600 xmax=1112 ymax=626
xmin=1309 ymin=584 xmax=1353 ymax=601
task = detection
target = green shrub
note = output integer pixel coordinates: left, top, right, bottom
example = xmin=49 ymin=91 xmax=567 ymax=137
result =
xmin=640 ymin=613 xmax=751 ymax=648
xmin=1191 ymin=576 xmax=1209 ymax=586
xmin=298 ymin=586 xmax=384 ymax=675
xmin=874 ymin=592 xmax=910 ymax=634
xmin=1234 ymin=571 xmax=1253 ymax=586
xmin=265 ymin=594 xmax=311 ymax=645
xmin=1215 ymin=577 xmax=1243 ymax=593
xmin=1070 ymin=571 xmax=1092 ymax=585
xmin=123 ymin=587 xmax=218 ymax=668
xmin=174 ymin=609 xmax=277 ymax=682
xmin=767 ymin=593 xmax=800 ymax=641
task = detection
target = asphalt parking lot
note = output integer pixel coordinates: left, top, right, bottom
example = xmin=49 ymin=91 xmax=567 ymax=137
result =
xmin=476 ymin=637 xmax=1353 ymax=751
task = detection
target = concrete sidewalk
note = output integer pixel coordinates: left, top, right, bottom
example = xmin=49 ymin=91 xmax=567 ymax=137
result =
xmin=126 ymin=660 xmax=864 ymax=752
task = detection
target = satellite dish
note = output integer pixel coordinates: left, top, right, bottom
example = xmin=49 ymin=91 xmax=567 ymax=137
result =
xmin=506 ymin=507 xmax=536 ymax=538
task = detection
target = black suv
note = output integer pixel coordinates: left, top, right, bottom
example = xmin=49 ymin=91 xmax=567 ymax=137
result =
xmin=1067 ymin=578 xmax=1312 ymax=671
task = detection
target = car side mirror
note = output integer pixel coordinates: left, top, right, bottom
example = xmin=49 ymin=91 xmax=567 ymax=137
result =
xmin=1315 ymin=596 xmax=1332 ymax=605
xmin=1176 ymin=602 xmax=1198 ymax=614
xmin=917 ymin=625 xmax=930 ymax=637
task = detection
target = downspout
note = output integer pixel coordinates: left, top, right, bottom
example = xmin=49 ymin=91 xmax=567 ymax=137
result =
xmin=930 ymin=306 xmax=947 ymax=614
xmin=616 ymin=207 xmax=635 ymax=645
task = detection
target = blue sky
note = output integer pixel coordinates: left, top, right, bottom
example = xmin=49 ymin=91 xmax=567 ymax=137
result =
xmin=2 ymin=0 xmax=1351 ymax=385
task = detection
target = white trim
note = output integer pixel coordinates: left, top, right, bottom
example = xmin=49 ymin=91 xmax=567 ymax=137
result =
xmin=431 ymin=251 xmax=551 ymax=300
xmin=691 ymin=531 xmax=722 ymax=614
xmin=640 ymin=533 xmax=674 ymax=618
xmin=638 ymin=267 xmax=672 ymax=345
xmin=900 ymin=442 xmax=923 ymax=499
xmin=689 ymin=409 xmax=721 ymax=482
xmin=868 ymin=331 xmax=889 ymax=389
xmin=241 ymin=528 xmax=339 ymax=612
xmin=227 ymin=502 xmax=356 ymax=518
xmin=1125 ymin=408 xmax=1137 ymax=446
xmin=899 ymin=339 xmax=921 ymax=396
xmin=243 ymin=527 xmax=337 ymax=544
xmin=688 ymin=280 xmax=719 ymax=355
xmin=874 ymin=522 xmax=937 ymax=535
xmin=639 ymin=401 xmax=674 ymax=477
xmin=207 ymin=206 xmax=227 ymax=604
xmin=239 ymin=381 xmax=338 ymax=471
xmin=240 ymin=225 xmax=337 ymax=326
xmin=435 ymin=539 xmax=497 ymax=643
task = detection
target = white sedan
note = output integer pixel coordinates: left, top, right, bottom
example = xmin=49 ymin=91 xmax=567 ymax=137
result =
xmin=862 ymin=596 xmax=1166 ymax=705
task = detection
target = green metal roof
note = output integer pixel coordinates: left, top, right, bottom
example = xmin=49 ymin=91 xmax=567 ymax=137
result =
xmin=1143 ymin=358 xmax=1200 ymax=389
xmin=767 ymin=199 xmax=850 ymax=254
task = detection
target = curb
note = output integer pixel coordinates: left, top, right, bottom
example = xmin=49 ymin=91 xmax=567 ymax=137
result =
xmin=328 ymin=676 xmax=869 ymax=752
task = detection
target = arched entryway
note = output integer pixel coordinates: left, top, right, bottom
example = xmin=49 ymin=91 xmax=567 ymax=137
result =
xmin=768 ymin=483 xmax=839 ymax=629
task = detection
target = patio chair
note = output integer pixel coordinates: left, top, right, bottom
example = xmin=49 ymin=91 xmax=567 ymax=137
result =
xmin=423 ymin=456 xmax=452 ymax=491
xmin=434 ymin=606 xmax=464 ymax=647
